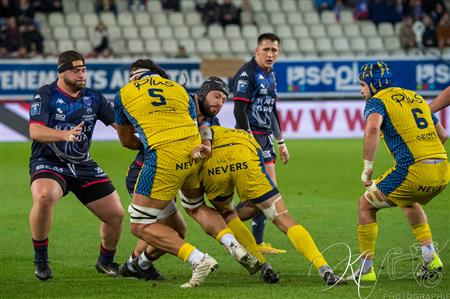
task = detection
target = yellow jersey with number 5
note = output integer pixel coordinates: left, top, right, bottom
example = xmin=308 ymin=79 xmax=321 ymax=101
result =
xmin=114 ymin=74 xmax=198 ymax=149
xmin=364 ymin=87 xmax=447 ymax=165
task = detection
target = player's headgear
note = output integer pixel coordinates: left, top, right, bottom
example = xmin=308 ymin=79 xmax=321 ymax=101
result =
xmin=57 ymin=50 xmax=85 ymax=73
xmin=129 ymin=59 xmax=169 ymax=81
xmin=359 ymin=61 xmax=393 ymax=96
xmin=196 ymin=76 xmax=229 ymax=117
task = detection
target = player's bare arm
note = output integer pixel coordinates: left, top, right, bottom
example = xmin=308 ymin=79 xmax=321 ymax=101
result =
xmin=362 ymin=113 xmax=383 ymax=186
xmin=429 ymin=86 xmax=450 ymax=113
xmin=435 ymin=122 xmax=447 ymax=144
xmin=116 ymin=124 xmax=142 ymax=150
xmin=29 ymin=121 xmax=84 ymax=143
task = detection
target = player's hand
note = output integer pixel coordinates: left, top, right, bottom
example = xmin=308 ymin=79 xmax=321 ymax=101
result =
xmin=278 ymin=144 xmax=289 ymax=164
xmin=191 ymin=144 xmax=211 ymax=161
xmin=63 ymin=121 xmax=84 ymax=142
xmin=361 ymin=160 xmax=374 ymax=187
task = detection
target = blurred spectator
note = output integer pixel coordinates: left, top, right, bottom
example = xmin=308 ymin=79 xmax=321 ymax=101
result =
xmin=399 ymin=16 xmax=416 ymax=50
xmin=127 ymin=0 xmax=147 ymax=11
xmin=369 ymin=0 xmax=402 ymax=25
xmin=422 ymin=14 xmax=438 ymax=47
xmin=16 ymin=45 xmax=28 ymax=58
xmin=2 ymin=17 xmax=22 ymax=52
xmin=17 ymin=0 xmax=35 ymax=24
xmin=353 ymin=0 xmax=369 ymax=20
xmin=35 ymin=0 xmax=63 ymax=13
xmin=0 ymin=0 xmax=18 ymax=18
xmin=437 ymin=12 xmax=450 ymax=50
xmin=197 ymin=0 xmax=220 ymax=27
xmin=315 ymin=0 xmax=335 ymax=13
xmin=239 ymin=0 xmax=254 ymax=26
xmin=90 ymin=21 xmax=110 ymax=57
xmin=334 ymin=0 xmax=344 ymax=22
xmin=394 ymin=0 xmax=411 ymax=20
xmin=161 ymin=0 xmax=180 ymax=11
xmin=95 ymin=0 xmax=118 ymax=16
xmin=21 ymin=21 xmax=43 ymax=56
xmin=0 ymin=45 xmax=10 ymax=58
xmin=174 ymin=45 xmax=189 ymax=58
xmin=410 ymin=0 xmax=423 ymax=21
xmin=429 ymin=2 xmax=446 ymax=25
xmin=219 ymin=0 xmax=239 ymax=27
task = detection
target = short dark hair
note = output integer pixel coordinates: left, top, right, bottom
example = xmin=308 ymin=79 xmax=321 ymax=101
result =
xmin=129 ymin=59 xmax=169 ymax=79
xmin=257 ymin=33 xmax=280 ymax=45
xmin=57 ymin=50 xmax=85 ymax=73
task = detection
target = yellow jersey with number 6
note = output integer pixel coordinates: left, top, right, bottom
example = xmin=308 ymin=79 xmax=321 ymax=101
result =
xmin=114 ymin=74 xmax=198 ymax=149
xmin=364 ymin=87 xmax=447 ymax=165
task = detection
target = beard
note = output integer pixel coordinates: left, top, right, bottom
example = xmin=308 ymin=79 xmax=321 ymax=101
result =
xmin=63 ymin=76 xmax=86 ymax=92
xmin=199 ymin=101 xmax=218 ymax=118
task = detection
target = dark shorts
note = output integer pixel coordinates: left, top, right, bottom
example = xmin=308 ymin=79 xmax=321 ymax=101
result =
xmin=253 ymin=134 xmax=276 ymax=164
xmin=30 ymin=158 xmax=115 ymax=205
xmin=125 ymin=158 xmax=143 ymax=196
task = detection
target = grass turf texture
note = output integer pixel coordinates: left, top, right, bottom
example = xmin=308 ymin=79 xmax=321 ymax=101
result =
xmin=1 ymin=140 xmax=449 ymax=299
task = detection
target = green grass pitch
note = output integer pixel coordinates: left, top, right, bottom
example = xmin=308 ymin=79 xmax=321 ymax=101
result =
xmin=1 ymin=139 xmax=449 ymax=298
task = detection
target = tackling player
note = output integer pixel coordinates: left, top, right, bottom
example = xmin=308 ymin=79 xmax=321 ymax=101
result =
xmin=233 ymin=33 xmax=288 ymax=254
xmin=28 ymin=50 xmax=124 ymax=280
xmin=350 ymin=61 xmax=449 ymax=282
xmin=197 ymin=125 xmax=347 ymax=285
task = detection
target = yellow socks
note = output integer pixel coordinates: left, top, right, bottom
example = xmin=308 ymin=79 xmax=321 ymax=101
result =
xmin=358 ymin=223 xmax=378 ymax=258
xmin=215 ymin=227 xmax=234 ymax=241
xmin=412 ymin=223 xmax=432 ymax=244
xmin=178 ymin=242 xmax=195 ymax=262
xmin=287 ymin=224 xmax=327 ymax=269
xmin=228 ymin=217 xmax=266 ymax=263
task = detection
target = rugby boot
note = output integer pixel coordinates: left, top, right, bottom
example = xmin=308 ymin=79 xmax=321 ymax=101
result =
xmin=258 ymin=242 xmax=287 ymax=254
xmin=260 ymin=263 xmax=280 ymax=283
xmin=118 ymin=260 xmax=142 ymax=279
xmin=181 ymin=254 xmax=218 ymax=288
xmin=95 ymin=259 xmax=120 ymax=277
xmin=229 ymin=242 xmax=262 ymax=275
xmin=416 ymin=253 xmax=443 ymax=280
xmin=34 ymin=260 xmax=53 ymax=281
xmin=323 ymin=270 xmax=347 ymax=285
xmin=346 ymin=267 xmax=376 ymax=282
xmin=130 ymin=258 xmax=164 ymax=280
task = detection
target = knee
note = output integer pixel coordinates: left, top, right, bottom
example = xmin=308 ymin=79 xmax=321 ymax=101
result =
xmin=33 ymin=190 xmax=59 ymax=209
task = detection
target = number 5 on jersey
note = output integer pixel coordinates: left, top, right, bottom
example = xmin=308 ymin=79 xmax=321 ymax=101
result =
xmin=148 ymin=88 xmax=166 ymax=106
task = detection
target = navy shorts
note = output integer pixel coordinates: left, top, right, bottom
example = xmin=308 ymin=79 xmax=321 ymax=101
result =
xmin=30 ymin=158 xmax=115 ymax=205
xmin=253 ymin=134 xmax=276 ymax=164
xmin=125 ymin=158 xmax=143 ymax=195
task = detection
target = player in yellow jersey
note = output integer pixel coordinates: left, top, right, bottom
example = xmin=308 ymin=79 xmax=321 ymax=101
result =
xmin=115 ymin=60 xmax=261 ymax=287
xmin=349 ymin=61 xmax=449 ymax=283
xmin=197 ymin=125 xmax=347 ymax=286
xmin=114 ymin=59 xmax=220 ymax=288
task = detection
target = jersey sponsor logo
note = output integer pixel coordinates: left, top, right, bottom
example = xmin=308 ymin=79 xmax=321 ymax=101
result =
xmin=207 ymin=162 xmax=248 ymax=176
xmin=30 ymin=102 xmax=41 ymax=116
xmin=258 ymin=74 xmax=265 ymax=80
xmin=418 ymin=184 xmax=447 ymax=193
xmin=33 ymin=94 xmax=41 ymax=100
xmin=83 ymin=96 xmax=92 ymax=106
xmin=35 ymin=164 xmax=64 ymax=173
xmin=55 ymin=113 xmax=66 ymax=121
xmin=56 ymin=98 xmax=64 ymax=104
xmin=260 ymin=88 xmax=268 ymax=95
xmin=237 ymin=80 xmax=249 ymax=93
xmin=175 ymin=159 xmax=199 ymax=170
xmin=239 ymin=71 xmax=248 ymax=77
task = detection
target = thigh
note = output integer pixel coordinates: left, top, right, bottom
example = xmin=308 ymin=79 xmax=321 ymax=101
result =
xmin=86 ymin=190 xmax=123 ymax=222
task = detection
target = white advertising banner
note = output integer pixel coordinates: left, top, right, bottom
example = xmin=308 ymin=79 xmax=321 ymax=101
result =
xmin=1 ymin=101 xmax=449 ymax=141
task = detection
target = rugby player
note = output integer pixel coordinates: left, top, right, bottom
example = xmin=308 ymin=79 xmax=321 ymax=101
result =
xmin=28 ymin=50 xmax=124 ymax=280
xmin=350 ymin=61 xmax=449 ymax=282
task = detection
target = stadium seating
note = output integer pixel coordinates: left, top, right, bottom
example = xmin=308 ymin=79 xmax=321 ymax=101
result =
xmin=35 ymin=0 xmax=449 ymax=59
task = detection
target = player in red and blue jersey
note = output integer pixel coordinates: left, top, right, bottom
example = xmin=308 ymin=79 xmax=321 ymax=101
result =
xmin=28 ymin=50 xmax=124 ymax=281
xmin=232 ymin=33 xmax=289 ymax=254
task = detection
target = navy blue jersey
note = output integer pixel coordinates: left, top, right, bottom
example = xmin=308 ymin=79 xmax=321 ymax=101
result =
xmin=29 ymin=81 xmax=114 ymax=163
xmin=232 ymin=58 xmax=278 ymax=134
